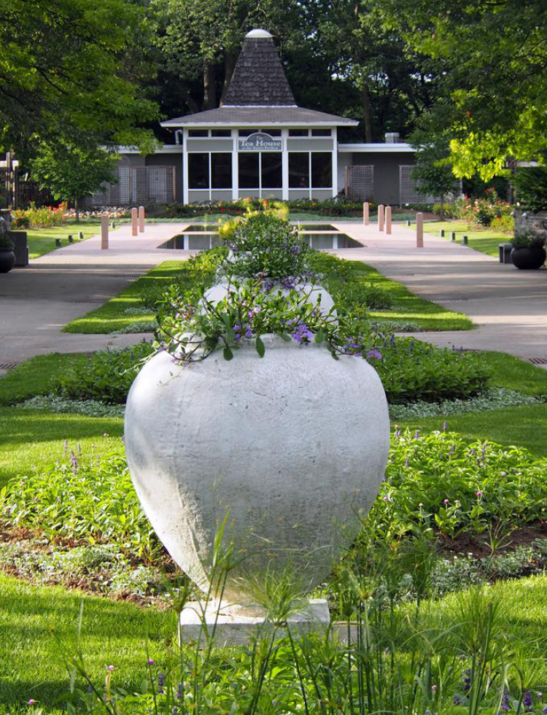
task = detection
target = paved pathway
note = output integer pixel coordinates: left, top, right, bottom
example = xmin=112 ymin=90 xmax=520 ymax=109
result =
xmin=334 ymin=221 xmax=547 ymax=362
xmin=0 ymin=222 xmax=189 ymax=365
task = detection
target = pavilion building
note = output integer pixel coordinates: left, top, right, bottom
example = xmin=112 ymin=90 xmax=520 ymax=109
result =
xmin=97 ymin=29 xmax=427 ymax=207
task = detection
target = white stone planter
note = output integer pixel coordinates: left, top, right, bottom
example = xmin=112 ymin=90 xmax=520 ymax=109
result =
xmin=125 ymin=336 xmax=390 ymax=605
xmin=204 ymin=281 xmax=337 ymax=317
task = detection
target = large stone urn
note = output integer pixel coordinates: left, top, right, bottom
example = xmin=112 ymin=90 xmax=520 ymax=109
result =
xmin=125 ymin=336 xmax=390 ymax=606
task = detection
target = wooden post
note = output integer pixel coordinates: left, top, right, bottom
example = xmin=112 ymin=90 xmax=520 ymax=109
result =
xmin=363 ymin=201 xmax=369 ymax=225
xmin=385 ymin=205 xmax=392 ymax=235
xmin=131 ymin=208 xmax=138 ymax=236
xmin=378 ymin=204 xmax=385 ymax=232
xmin=416 ymin=212 xmax=424 ymax=248
xmin=101 ymin=216 xmax=109 ymax=250
xmin=139 ymin=206 xmax=145 ymax=233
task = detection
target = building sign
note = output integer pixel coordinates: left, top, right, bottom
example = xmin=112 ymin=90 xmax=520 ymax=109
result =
xmin=238 ymin=132 xmax=282 ymax=152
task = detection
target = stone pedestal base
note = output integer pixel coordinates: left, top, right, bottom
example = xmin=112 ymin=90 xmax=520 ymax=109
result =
xmin=179 ymin=599 xmax=330 ymax=647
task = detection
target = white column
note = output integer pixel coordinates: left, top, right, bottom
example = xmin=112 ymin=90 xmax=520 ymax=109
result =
xmin=332 ymin=127 xmax=338 ymax=198
xmin=232 ymin=129 xmax=238 ymax=201
xmin=282 ymin=129 xmax=289 ymax=201
xmin=182 ymin=129 xmax=189 ymax=204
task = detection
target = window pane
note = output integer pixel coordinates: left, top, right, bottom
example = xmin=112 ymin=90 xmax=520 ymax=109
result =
xmin=211 ymin=153 xmax=232 ymax=189
xmin=261 ymin=153 xmax=282 ymax=188
xmin=239 ymin=129 xmax=260 ymax=137
xmin=312 ymin=129 xmax=332 ymax=137
xmin=239 ymin=153 xmax=259 ymax=188
xmin=289 ymin=153 xmax=309 ymax=188
xmin=311 ymin=152 xmax=332 ymax=188
xmin=211 ymin=130 xmax=231 ymax=137
xmin=261 ymin=128 xmax=281 ymax=137
xmin=189 ymin=130 xmax=209 ymax=137
xmin=289 ymin=129 xmax=308 ymax=137
xmin=188 ymin=153 xmax=209 ymax=189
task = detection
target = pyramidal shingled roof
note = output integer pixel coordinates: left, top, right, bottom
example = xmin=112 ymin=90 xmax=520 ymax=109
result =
xmin=222 ymin=29 xmax=296 ymax=107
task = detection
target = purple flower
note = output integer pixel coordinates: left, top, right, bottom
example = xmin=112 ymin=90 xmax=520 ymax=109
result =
xmin=148 ymin=659 xmax=155 ymax=665
xmin=501 ymin=690 xmax=510 ymax=712
xmin=28 ymin=700 xmax=37 ymax=706
xmin=158 ymin=672 xmax=166 ymax=694
xmin=107 ymin=665 xmax=115 ymax=672
xmin=367 ymin=349 xmax=382 ymax=361
xmin=524 ymin=691 xmax=533 ymax=710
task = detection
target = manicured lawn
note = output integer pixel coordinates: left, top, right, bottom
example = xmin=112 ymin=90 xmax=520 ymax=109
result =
xmin=25 ymin=222 xmax=112 ymax=259
xmin=63 ymin=260 xmax=185 ymax=334
xmin=0 ymin=572 xmax=176 ymax=712
xmin=399 ymin=404 xmax=547 ymax=457
xmin=1 ymin=568 xmax=546 ymax=713
xmin=0 ymin=408 xmax=124 ymax=486
xmin=64 ymin=258 xmax=473 ymax=334
xmin=0 ymin=354 xmax=126 ymax=486
xmin=397 ymin=350 xmax=547 ymax=456
xmin=414 ymin=220 xmax=511 ymax=257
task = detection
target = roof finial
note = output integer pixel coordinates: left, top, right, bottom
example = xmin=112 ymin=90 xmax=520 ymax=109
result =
xmin=245 ymin=29 xmax=273 ymax=39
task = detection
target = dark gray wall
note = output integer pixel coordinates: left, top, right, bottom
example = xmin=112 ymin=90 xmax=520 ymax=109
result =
xmin=352 ymin=152 xmax=416 ymax=205
xmin=145 ymin=153 xmax=183 ymax=203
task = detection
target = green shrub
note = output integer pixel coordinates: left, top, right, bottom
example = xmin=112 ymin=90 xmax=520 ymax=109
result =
xmin=11 ymin=202 xmax=66 ymax=229
xmin=371 ymin=429 xmax=547 ymax=540
xmin=221 ymin=210 xmax=311 ymax=280
xmin=490 ymin=213 xmax=514 ymax=233
xmin=1 ymin=453 xmax=161 ymax=562
xmin=513 ymin=166 xmax=547 ymax=212
xmin=307 ymin=251 xmax=394 ymax=310
xmin=375 ymin=338 xmax=491 ymax=404
xmin=59 ymin=342 xmax=154 ymax=404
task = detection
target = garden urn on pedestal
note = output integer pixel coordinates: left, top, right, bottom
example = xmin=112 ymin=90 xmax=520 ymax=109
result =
xmin=125 ymin=337 xmax=390 ymax=642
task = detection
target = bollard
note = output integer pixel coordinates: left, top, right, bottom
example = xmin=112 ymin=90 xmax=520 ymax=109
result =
xmin=112 ymin=222 xmax=116 ymax=229
xmin=378 ymin=204 xmax=385 ymax=232
xmin=101 ymin=216 xmax=109 ymax=250
xmin=462 ymin=235 xmax=468 ymax=245
xmin=131 ymin=208 xmax=138 ymax=237
xmin=440 ymin=229 xmax=445 ymax=237
xmin=79 ymin=231 xmax=84 ymax=239
xmin=416 ymin=212 xmax=424 ymax=248
xmin=55 ymin=238 xmax=61 ymax=247
xmin=139 ymin=206 xmax=145 ymax=233
xmin=406 ymin=219 xmax=411 ymax=227
xmin=363 ymin=201 xmax=369 ymax=226
xmin=385 ymin=205 xmax=392 ymax=235
xmin=451 ymin=232 xmax=456 ymax=242
xmin=68 ymin=234 xmax=73 ymax=243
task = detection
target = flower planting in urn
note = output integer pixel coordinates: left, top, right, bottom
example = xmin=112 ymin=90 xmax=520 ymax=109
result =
xmin=124 ymin=209 xmax=390 ymax=608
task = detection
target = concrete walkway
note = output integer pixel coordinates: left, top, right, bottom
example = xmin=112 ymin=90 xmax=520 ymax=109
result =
xmin=334 ymin=221 xmax=547 ymax=362
xmin=0 ymin=222 xmax=190 ymax=364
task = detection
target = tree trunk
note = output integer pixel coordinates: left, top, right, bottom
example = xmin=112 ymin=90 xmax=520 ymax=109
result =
xmin=203 ymin=62 xmax=217 ymax=110
xmin=220 ymin=52 xmax=236 ymax=106
xmin=438 ymin=194 xmax=445 ymax=220
xmin=362 ymin=82 xmax=373 ymax=142
xmin=75 ymin=197 xmax=80 ymax=223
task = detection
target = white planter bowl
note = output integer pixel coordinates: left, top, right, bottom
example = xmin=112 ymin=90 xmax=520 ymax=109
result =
xmin=125 ymin=336 xmax=389 ymax=604
xmin=204 ymin=281 xmax=337 ymax=317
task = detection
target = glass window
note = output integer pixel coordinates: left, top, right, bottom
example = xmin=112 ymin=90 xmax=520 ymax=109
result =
xmin=289 ymin=153 xmax=309 ymax=188
xmin=261 ymin=153 xmax=282 ymax=188
xmin=260 ymin=128 xmax=281 ymax=137
xmin=239 ymin=129 xmax=259 ymax=137
xmin=188 ymin=153 xmax=209 ymax=189
xmin=211 ymin=130 xmax=231 ymax=137
xmin=311 ymin=153 xmax=332 ymax=188
xmin=312 ymin=129 xmax=332 ymax=137
xmin=289 ymin=129 xmax=309 ymax=137
xmin=188 ymin=129 xmax=209 ymax=137
xmin=239 ymin=153 xmax=259 ymax=188
xmin=211 ymin=153 xmax=232 ymax=189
